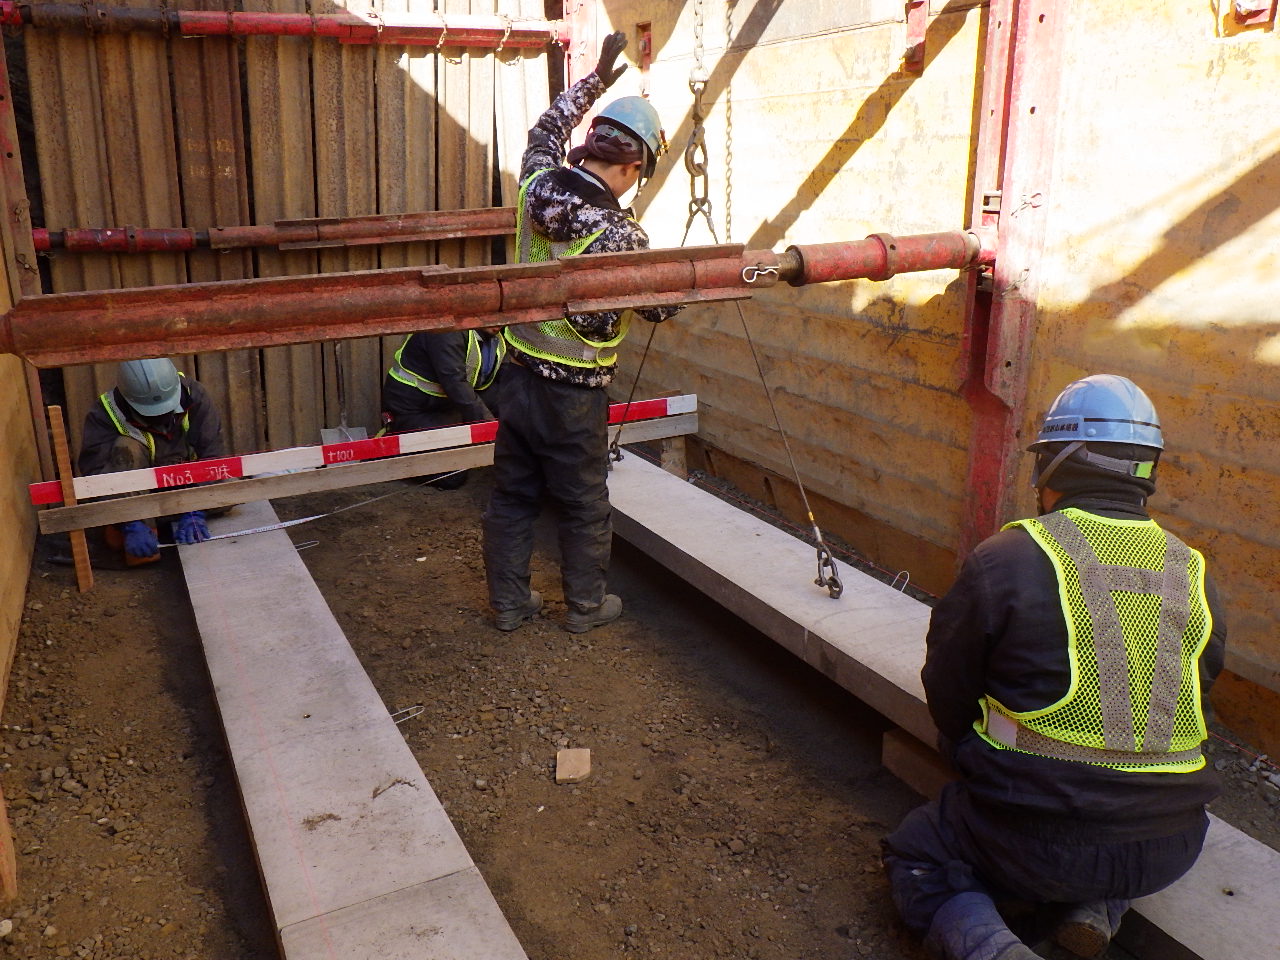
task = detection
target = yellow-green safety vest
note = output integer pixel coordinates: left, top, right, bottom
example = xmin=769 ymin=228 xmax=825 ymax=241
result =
xmin=502 ymin=168 xmax=632 ymax=368
xmin=99 ymin=387 xmax=192 ymax=466
xmin=978 ymin=507 xmax=1212 ymax=773
xmin=388 ymin=329 xmax=506 ymax=397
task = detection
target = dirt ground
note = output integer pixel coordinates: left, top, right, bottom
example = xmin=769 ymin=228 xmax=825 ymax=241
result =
xmin=4 ymin=468 xmax=1278 ymax=959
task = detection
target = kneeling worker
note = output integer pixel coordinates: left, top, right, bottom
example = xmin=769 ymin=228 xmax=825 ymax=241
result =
xmin=882 ymin=374 xmax=1225 ymax=960
xmin=78 ymin=357 xmax=227 ymax=563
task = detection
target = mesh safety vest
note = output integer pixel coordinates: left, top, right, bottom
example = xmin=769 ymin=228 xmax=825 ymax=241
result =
xmin=99 ymin=387 xmax=192 ymax=466
xmin=388 ymin=330 xmax=505 ymax=397
xmin=978 ymin=507 xmax=1212 ymax=773
xmin=502 ymin=168 xmax=631 ymax=368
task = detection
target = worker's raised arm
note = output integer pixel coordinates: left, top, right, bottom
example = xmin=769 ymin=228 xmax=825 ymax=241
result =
xmin=519 ymin=32 xmax=630 ymax=183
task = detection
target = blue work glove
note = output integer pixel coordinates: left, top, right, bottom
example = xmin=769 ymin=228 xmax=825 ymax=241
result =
xmin=119 ymin=520 xmax=158 ymax=558
xmin=172 ymin=511 xmax=211 ymax=545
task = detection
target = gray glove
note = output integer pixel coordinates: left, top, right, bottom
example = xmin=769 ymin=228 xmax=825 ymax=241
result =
xmin=595 ymin=31 xmax=629 ymax=88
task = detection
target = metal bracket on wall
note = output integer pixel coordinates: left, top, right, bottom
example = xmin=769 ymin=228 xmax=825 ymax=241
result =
xmin=903 ymin=0 xmax=928 ymax=73
xmin=1232 ymin=0 xmax=1277 ymax=27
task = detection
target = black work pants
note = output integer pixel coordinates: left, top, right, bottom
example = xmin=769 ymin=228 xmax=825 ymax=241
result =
xmin=881 ymin=780 xmax=1208 ymax=936
xmin=482 ymin=362 xmax=611 ymax=614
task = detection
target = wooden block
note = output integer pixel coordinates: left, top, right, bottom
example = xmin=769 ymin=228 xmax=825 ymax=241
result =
xmin=555 ymin=749 xmax=592 ymax=784
xmin=881 ymin=728 xmax=955 ymax=800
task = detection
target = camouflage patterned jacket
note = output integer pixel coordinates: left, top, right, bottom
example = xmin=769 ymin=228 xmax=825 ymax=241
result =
xmin=514 ymin=72 xmax=681 ymax=388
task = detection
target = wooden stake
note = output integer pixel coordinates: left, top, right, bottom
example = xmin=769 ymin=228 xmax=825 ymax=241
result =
xmin=47 ymin=406 xmax=93 ymax=593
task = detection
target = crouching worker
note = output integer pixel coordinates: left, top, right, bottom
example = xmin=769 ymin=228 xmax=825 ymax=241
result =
xmin=78 ymin=358 xmax=227 ymax=564
xmin=882 ymin=375 xmax=1226 ymax=960
xmin=380 ymin=327 xmax=505 ymax=489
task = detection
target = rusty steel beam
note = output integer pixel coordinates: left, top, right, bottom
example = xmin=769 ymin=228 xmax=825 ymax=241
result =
xmin=0 ymin=232 xmax=991 ymax=368
xmin=0 ymin=2 xmax=568 ymax=48
xmin=34 ymin=207 xmax=517 ymax=254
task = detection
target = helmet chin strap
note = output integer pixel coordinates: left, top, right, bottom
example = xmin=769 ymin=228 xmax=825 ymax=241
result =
xmin=1033 ymin=440 xmax=1084 ymax=491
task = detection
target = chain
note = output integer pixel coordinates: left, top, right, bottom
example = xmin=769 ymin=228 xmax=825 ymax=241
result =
xmin=724 ymin=0 xmax=735 ymax=242
xmin=681 ymin=0 xmax=718 ymax=246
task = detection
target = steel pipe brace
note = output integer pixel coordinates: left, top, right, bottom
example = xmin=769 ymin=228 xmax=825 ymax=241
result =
xmin=0 ymin=232 xmax=988 ymax=367
xmin=0 ymin=3 xmax=568 ymax=48
xmin=784 ymin=230 xmax=989 ymax=286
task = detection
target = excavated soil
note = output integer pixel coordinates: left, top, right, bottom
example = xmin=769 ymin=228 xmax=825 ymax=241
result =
xmin=4 ymin=469 xmax=1277 ymax=960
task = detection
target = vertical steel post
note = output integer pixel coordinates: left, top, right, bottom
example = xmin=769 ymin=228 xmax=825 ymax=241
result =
xmin=959 ymin=0 xmax=1066 ymax=556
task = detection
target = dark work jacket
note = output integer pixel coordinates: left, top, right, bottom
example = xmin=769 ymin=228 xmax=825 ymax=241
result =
xmin=382 ymin=330 xmax=497 ymax=425
xmin=924 ymin=494 xmax=1226 ymax=841
xmin=78 ymin=379 xmax=225 ymax=475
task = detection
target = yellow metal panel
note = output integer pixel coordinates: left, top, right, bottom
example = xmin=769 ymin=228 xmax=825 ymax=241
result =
xmin=1022 ymin=2 xmax=1280 ymax=684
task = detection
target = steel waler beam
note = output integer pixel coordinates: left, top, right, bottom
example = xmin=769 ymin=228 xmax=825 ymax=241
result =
xmin=0 ymin=2 xmax=568 ymax=48
xmin=0 ymin=232 xmax=990 ymax=369
xmin=33 ymin=207 xmax=517 ymax=254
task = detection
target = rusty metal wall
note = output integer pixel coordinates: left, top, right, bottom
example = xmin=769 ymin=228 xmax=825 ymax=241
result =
xmin=20 ymin=0 xmax=546 ymax=452
xmin=609 ymin=0 xmax=1279 ymax=696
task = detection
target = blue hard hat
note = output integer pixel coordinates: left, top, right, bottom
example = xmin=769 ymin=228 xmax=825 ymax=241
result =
xmin=1029 ymin=374 xmax=1164 ymax=451
xmin=118 ymin=358 xmax=182 ymax=417
xmin=594 ymin=96 xmax=666 ymax=177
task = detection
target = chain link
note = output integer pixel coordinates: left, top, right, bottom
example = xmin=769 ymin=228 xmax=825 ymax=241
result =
xmin=681 ymin=0 xmax=719 ymax=246
xmin=723 ymin=0 xmax=735 ymax=242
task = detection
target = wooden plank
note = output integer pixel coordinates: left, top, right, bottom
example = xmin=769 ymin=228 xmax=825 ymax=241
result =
xmin=495 ymin=0 xmax=549 ymax=264
xmin=313 ymin=0 xmax=382 ymax=438
xmin=38 ymin=412 xmax=698 ymax=533
xmin=607 ymin=453 xmax=1280 ymax=960
xmin=438 ymin=0 xmax=495 ymax=269
xmin=23 ymin=26 xmax=117 ymax=453
xmin=245 ymin=0 xmax=324 ymax=448
xmin=47 ymin=405 xmax=92 ymax=592
xmin=376 ymin=0 xmax=438 ymax=376
xmin=180 ymin=501 xmax=527 ymax=957
xmin=171 ymin=0 xmax=264 ymax=455
xmin=881 ymin=728 xmax=955 ymax=800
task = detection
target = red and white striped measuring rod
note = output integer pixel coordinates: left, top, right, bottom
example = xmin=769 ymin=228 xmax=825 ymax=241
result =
xmin=31 ymin=394 xmax=697 ymax=507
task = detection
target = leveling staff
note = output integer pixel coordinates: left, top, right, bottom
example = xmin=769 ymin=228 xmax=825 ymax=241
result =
xmin=78 ymin=358 xmax=226 ymax=564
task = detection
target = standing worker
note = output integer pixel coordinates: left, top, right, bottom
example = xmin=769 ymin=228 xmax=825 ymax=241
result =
xmin=381 ymin=327 xmax=506 ymax=488
xmin=882 ymin=375 xmax=1226 ymax=960
xmin=78 ymin=357 xmax=226 ymax=564
xmin=482 ymin=31 xmax=682 ymax=633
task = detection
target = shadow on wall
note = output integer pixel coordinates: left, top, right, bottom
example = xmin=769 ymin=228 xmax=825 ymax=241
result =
xmin=1084 ymin=144 xmax=1280 ymax=335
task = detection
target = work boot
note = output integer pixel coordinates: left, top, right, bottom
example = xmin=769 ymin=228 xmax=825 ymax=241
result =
xmin=1052 ymin=899 xmax=1128 ymax=958
xmin=494 ymin=590 xmax=542 ymax=631
xmin=565 ymin=594 xmax=622 ymax=634
xmin=925 ymin=892 xmax=1044 ymax=960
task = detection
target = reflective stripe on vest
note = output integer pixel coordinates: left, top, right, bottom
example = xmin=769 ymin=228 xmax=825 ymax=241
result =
xmin=388 ymin=330 xmax=506 ymax=397
xmin=99 ymin=390 xmax=191 ymax=465
xmin=979 ymin=508 xmax=1212 ymax=773
xmin=503 ymin=168 xmax=629 ymax=368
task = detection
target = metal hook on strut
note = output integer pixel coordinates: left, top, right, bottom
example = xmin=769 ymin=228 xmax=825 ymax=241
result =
xmin=815 ymin=543 xmax=843 ymax=599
